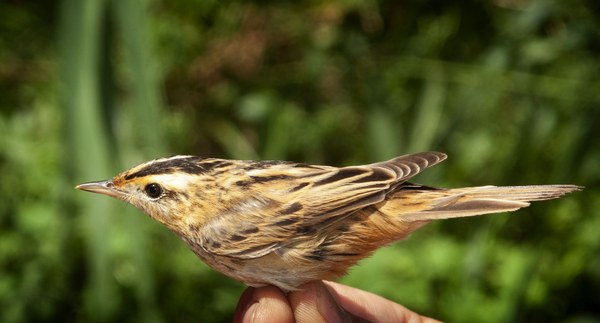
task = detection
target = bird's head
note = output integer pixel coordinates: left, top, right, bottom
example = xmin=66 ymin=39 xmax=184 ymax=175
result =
xmin=76 ymin=156 xmax=228 ymax=232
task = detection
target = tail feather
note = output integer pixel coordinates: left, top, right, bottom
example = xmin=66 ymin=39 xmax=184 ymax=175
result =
xmin=395 ymin=185 xmax=582 ymax=222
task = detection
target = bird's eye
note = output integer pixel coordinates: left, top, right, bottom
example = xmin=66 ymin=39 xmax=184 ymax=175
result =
xmin=144 ymin=183 xmax=162 ymax=199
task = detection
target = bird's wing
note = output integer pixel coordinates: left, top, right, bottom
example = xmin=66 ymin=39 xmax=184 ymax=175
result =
xmin=199 ymin=151 xmax=447 ymax=259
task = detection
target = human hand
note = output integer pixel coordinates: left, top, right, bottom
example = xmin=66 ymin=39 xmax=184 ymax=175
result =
xmin=233 ymin=280 xmax=441 ymax=323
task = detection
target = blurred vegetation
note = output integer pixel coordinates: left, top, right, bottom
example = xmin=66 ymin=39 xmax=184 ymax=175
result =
xmin=0 ymin=0 xmax=598 ymax=322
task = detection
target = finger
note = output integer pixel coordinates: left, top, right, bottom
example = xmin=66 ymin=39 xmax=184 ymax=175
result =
xmin=233 ymin=287 xmax=256 ymax=323
xmin=323 ymin=281 xmax=442 ymax=323
xmin=233 ymin=285 xmax=294 ymax=323
xmin=288 ymin=281 xmax=367 ymax=323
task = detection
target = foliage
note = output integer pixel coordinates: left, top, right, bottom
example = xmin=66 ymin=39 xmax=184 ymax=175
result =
xmin=0 ymin=0 xmax=598 ymax=322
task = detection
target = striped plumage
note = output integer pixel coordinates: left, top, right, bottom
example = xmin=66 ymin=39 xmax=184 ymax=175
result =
xmin=76 ymin=152 xmax=581 ymax=291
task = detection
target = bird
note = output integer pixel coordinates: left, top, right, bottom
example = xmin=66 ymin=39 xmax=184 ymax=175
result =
xmin=76 ymin=151 xmax=581 ymax=291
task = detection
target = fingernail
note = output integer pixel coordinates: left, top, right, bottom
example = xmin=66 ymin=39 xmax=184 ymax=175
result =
xmin=242 ymin=302 xmax=259 ymax=323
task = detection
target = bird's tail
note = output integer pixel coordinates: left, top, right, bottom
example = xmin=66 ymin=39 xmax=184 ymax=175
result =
xmin=381 ymin=185 xmax=582 ymax=222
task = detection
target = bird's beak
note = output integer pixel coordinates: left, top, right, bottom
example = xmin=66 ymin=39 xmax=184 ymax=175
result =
xmin=76 ymin=180 xmax=125 ymax=199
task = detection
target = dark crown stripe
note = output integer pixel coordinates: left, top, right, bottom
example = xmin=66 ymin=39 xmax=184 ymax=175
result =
xmin=124 ymin=157 xmax=228 ymax=180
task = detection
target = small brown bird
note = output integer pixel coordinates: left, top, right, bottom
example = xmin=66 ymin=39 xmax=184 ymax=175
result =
xmin=76 ymin=152 xmax=580 ymax=291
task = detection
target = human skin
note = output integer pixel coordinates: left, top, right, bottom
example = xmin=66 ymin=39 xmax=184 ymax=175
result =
xmin=233 ymin=281 xmax=441 ymax=323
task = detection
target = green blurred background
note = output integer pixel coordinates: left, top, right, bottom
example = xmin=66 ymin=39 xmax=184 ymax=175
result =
xmin=1 ymin=0 xmax=598 ymax=322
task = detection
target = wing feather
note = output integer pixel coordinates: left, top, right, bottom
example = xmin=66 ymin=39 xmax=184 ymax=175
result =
xmin=199 ymin=152 xmax=447 ymax=258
